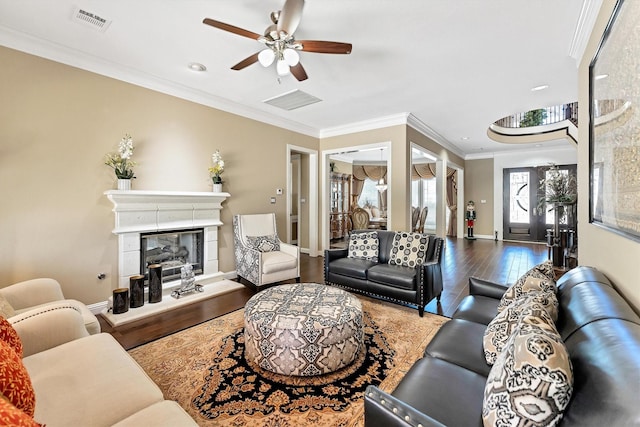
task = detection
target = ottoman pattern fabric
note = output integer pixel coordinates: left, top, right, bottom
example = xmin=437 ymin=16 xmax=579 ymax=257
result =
xmin=244 ymin=283 xmax=364 ymax=376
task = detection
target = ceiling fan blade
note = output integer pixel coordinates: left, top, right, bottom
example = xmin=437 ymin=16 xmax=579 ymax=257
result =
xmin=203 ymin=18 xmax=261 ymax=40
xmin=290 ymin=62 xmax=308 ymax=81
xmin=231 ymin=52 xmax=260 ymax=70
xmin=297 ymin=40 xmax=352 ymax=54
xmin=277 ymin=0 xmax=304 ymax=35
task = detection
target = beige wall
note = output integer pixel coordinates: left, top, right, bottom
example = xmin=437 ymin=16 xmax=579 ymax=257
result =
xmin=0 ymin=46 xmax=317 ymax=304
xmin=578 ymin=0 xmax=639 ymax=311
xmin=464 ymin=158 xmax=495 ymax=237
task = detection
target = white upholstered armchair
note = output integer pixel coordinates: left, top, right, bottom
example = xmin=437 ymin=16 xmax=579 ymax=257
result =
xmin=233 ymin=213 xmax=300 ymax=289
xmin=0 ymin=278 xmax=100 ymax=335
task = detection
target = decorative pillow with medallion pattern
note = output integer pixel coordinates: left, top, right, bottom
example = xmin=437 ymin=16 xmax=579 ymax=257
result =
xmin=483 ymin=322 xmax=573 ymax=427
xmin=388 ymin=232 xmax=429 ymax=268
xmin=483 ymin=292 xmax=559 ymax=365
xmin=347 ymin=231 xmax=379 ymax=262
xmin=497 ymin=261 xmax=556 ymax=313
xmin=245 ymin=234 xmax=281 ymax=253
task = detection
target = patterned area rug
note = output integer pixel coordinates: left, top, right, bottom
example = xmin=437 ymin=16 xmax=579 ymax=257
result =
xmin=129 ymin=296 xmax=448 ymax=426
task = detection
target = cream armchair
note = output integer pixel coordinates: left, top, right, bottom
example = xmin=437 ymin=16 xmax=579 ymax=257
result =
xmin=233 ymin=213 xmax=300 ymax=289
xmin=0 ymin=278 xmax=100 ymax=335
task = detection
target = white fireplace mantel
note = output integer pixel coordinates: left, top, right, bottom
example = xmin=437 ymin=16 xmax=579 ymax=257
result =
xmin=104 ymin=190 xmax=230 ymax=288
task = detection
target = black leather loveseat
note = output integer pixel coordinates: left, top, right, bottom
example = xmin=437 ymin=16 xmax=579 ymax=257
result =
xmin=364 ymin=266 xmax=640 ymax=426
xmin=324 ymin=230 xmax=444 ymax=316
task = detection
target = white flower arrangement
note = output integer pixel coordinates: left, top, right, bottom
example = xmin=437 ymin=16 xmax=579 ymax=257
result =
xmin=105 ymin=134 xmax=136 ymax=179
xmin=209 ymin=150 xmax=225 ymax=184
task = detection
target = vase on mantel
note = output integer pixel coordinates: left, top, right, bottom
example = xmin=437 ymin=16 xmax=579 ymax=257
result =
xmin=117 ymin=179 xmax=132 ymax=191
xmin=212 ymin=182 xmax=223 ymax=193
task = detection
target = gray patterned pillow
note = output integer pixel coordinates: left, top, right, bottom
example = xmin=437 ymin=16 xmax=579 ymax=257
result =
xmin=348 ymin=232 xmax=379 ymax=261
xmin=483 ymin=322 xmax=573 ymax=427
xmin=245 ymin=234 xmax=280 ymax=253
xmin=497 ymin=261 xmax=556 ymax=312
xmin=388 ymin=232 xmax=429 ymax=268
xmin=483 ymin=292 xmax=559 ymax=365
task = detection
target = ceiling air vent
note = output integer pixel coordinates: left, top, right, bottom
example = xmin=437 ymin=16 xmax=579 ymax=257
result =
xmin=263 ymin=90 xmax=322 ymax=111
xmin=72 ymin=7 xmax=112 ymax=32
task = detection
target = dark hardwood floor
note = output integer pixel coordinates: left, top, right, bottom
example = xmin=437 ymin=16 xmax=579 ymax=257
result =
xmin=100 ymin=237 xmax=548 ymax=350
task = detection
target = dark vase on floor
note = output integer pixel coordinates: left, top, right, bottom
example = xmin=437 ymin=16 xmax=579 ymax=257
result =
xmin=129 ymin=274 xmax=145 ymax=308
xmin=148 ymin=264 xmax=163 ymax=303
xmin=112 ymin=288 xmax=129 ymax=314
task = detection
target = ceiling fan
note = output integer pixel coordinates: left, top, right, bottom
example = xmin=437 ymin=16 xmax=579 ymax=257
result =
xmin=203 ymin=0 xmax=352 ymax=81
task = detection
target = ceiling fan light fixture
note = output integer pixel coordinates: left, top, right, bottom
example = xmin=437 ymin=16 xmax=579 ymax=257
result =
xmin=283 ymin=48 xmax=299 ymax=66
xmin=276 ymin=58 xmax=290 ymax=76
xmin=258 ymin=49 xmax=275 ymax=67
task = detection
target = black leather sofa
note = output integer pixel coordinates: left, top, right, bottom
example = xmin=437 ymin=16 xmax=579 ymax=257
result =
xmin=324 ymin=230 xmax=444 ymax=316
xmin=364 ymin=266 xmax=640 ymax=426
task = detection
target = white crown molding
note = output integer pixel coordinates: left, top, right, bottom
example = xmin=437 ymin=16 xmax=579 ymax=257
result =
xmin=406 ymin=114 xmax=466 ymax=159
xmin=0 ymin=26 xmax=320 ymax=138
xmin=568 ymin=0 xmax=603 ymax=66
xmin=318 ymin=113 xmax=410 ymax=138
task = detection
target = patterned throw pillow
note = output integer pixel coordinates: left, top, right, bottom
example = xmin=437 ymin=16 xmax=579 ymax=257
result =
xmin=388 ymin=232 xmax=429 ymax=268
xmin=0 ymin=398 xmax=42 ymax=427
xmin=0 ymin=294 xmax=15 ymax=319
xmin=483 ymin=293 xmax=558 ymax=365
xmin=497 ymin=261 xmax=556 ymax=312
xmin=347 ymin=232 xmax=379 ymax=262
xmin=0 ymin=340 xmax=35 ymax=417
xmin=0 ymin=317 xmax=22 ymax=357
xmin=483 ymin=323 xmax=573 ymax=427
xmin=245 ymin=235 xmax=280 ymax=253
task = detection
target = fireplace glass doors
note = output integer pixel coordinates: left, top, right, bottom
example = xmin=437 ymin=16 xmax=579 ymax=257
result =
xmin=140 ymin=228 xmax=204 ymax=283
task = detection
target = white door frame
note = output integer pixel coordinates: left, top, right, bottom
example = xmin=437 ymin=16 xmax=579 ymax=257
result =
xmin=287 ymin=145 xmax=319 ymax=257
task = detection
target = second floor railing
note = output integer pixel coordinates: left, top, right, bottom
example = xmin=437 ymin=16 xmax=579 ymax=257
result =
xmin=494 ymin=102 xmax=579 ymax=129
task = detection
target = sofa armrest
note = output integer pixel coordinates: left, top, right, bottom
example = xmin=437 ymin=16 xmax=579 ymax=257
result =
xmin=364 ymin=385 xmax=446 ymax=427
xmin=10 ymin=303 xmax=90 ymax=357
xmin=420 ymin=260 xmax=443 ymax=302
xmin=468 ymin=276 xmax=509 ymax=299
xmin=324 ymin=248 xmax=349 ymax=282
xmin=0 ymin=278 xmax=66 ymax=310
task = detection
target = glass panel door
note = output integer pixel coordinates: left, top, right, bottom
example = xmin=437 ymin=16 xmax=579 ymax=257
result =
xmin=503 ymin=168 xmax=534 ymax=240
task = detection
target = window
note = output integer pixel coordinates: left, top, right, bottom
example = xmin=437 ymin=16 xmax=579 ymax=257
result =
xmin=358 ymin=178 xmax=380 ymax=208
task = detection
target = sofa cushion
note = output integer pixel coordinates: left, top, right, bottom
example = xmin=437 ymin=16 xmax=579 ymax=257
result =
xmin=112 ymin=401 xmax=198 ymax=427
xmin=347 ymin=231 xmax=379 ymax=262
xmin=388 ymin=232 xmax=428 ymax=268
xmin=328 ymin=258 xmax=377 ymax=280
xmin=0 ymin=398 xmax=41 ymax=427
xmin=0 ymin=316 xmax=23 ymax=357
xmin=425 ymin=319 xmax=492 ymax=377
xmin=245 ymin=234 xmax=280 ymax=252
xmin=367 ymin=264 xmax=416 ymax=291
xmin=23 ymin=333 xmax=165 ymax=426
xmin=393 ymin=356 xmax=487 ymax=427
xmin=497 ymin=261 xmax=556 ymax=313
xmin=261 ymin=251 xmax=297 ymax=274
xmin=483 ymin=323 xmax=573 ymax=427
xmin=0 ymin=340 xmax=35 ymax=417
xmin=483 ymin=294 xmax=558 ymax=365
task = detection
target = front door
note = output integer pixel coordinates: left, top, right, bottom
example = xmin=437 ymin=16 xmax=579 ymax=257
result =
xmin=503 ymin=168 xmax=544 ymax=241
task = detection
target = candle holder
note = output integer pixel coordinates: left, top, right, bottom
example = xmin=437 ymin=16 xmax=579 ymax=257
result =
xmin=148 ymin=264 xmax=163 ymax=303
xmin=129 ymin=275 xmax=145 ymax=308
xmin=112 ymin=288 xmax=129 ymax=314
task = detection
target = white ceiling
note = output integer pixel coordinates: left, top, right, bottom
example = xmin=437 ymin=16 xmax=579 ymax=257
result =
xmin=0 ymin=0 xmax=599 ymax=158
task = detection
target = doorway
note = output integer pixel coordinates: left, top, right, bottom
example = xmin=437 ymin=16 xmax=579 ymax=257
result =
xmin=287 ymin=145 xmax=318 ymax=257
xmin=502 ymin=164 xmax=576 ymax=242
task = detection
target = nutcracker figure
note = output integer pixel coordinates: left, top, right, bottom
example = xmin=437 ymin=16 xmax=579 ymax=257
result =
xmin=465 ymin=200 xmax=476 ymax=240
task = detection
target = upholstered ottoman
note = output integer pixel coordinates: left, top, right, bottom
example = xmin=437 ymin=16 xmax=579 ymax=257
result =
xmin=244 ymin=283 xmax=363 ymax=376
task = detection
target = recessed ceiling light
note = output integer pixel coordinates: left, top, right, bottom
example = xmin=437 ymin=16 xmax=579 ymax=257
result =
xmin=188 ymin=62 xmax=207 ymax=72
xmin=531 ymin=84 xmax=549 ymax=92
xmin=595 ymin=74 xmax=609 ymax=80
xmin=461 ymin=136 xmax=470 ymax=141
